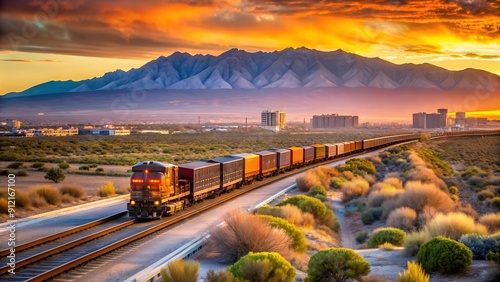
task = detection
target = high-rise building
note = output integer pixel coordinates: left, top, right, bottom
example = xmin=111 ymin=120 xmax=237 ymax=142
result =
xmin=437 ymin=109 xmax=448 ymax=127
xmin=456 ymin=112 xmax=466 ymax=126
xmin=312 ymin=114 xmax=359 ymax=128
xmin=412 ymin=113 xmax=426 ymax=128
xmin=426 ymin=113 xmax=441 ymax=129
xmin=261 ymin=110 xmax=286 ymax=129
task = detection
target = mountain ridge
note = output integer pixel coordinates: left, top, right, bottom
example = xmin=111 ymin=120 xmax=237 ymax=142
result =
xmin=5 ymin=47 xmax=500 ymax=97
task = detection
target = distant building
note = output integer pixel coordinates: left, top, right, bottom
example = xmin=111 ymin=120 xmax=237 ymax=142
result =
xmin=261 ymin=110 xmax=286 ymax=129
xmin=437 ymin=108 xmax=448 ymax=127
xmin=412 ymin=113 xmax=427 ymax=129
xmin=6 ymin=119 xmax=21 ymax=128
xmin=412 ymin=109 xmax=448 ymax=129
xmin=33 ymin=127 xmax=78 ymax=137
xmin=426 ymin=113 xmax=441 ymax=129
xmin=312 ymin=114 xmax=359 ymax=128
xmin=455 ymin=112 xmax=466 ymax=126
xmin=78 ymin=127 xmax=130 ymax=136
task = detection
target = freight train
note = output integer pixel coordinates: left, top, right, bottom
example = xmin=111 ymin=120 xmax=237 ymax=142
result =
xmin=127 ymin=130 xmax=499 ymax=219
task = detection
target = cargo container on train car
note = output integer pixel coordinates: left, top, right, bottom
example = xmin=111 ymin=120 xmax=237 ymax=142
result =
xmin=312 ymin=144 xmax=326 ymax=161
xmin=229 ymin=153 xmax=260 ymax=184
xmin=255 ymin=150 xmax=278 ymax=179
xmin=178 ymin=161 xmax=220 ymax=201
xmin=288 ymin=146 xmax=304 ymax=168
xmin=208 ymin=156 xmax=244 ymax=190
xmin=355 ymin=140 xmax=362 ymax=151
xmin=324 ymin=144 xmax=337 ymax=159
xmin=301 ymin=146 xmax=315 ymax=165
xmin=335 ymin=143 xmax=345 ymax=155
xmin=273 ymin=149 xmax=291 ymax=172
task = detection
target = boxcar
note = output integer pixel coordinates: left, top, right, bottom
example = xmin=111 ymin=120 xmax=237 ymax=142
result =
xmin=255 ymin=150 xmax=278 ymax=179
xmin=208 ymin=156 xmax=244 ymax=190
xmin=324 ymin=144 xmax=337 ymax=159
xmin=335 ymin=143 xmax=345 ymax=155
xmin=178 ymin=161 xmax=221 ymax=201
xmin=288 ymin=146 xmax=304 ymax=168
xmin=312 ymin=144 xmax=326 ymax=161
xmin=301 ymin=146 xmax=315 ymax=164
xmin=274 ymin=149 xmax=291 ymax=172
xmin=355 ymin=140 xmax=362 ymax=151
xmin=229 ymin=153 xmax=260 ymax=184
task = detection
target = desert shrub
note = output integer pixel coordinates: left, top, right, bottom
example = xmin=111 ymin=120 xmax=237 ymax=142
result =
xmin=205 ymin=269 xmax=239 ymax=282
xmin=386 ymin=207 xmax=417 ymax=232
xmin=330 ymin=176 xmax=348 ymax=190
xmin=58 ymin=162 xmax=70 ymax=169
xmin=279 ymin=204 xmax=315 ymax=227
xmin=15 ymin=190 xmax=32 ymax=208
xmin=208 ymin=210 xmax=292 ymax=262
xmin=492 ymin=197 xmax=500 ymax=209
xmin=362 ymin=209 xmax=375 ymax=225
xmin=323 ymin=212 xmax=340 ymax=232
xmin=450 ymin=195 xmax=458 ymax=202
xmin=160 ymin=259 xmax=199 ymax=282
xmin=379 ymin=242 xmax=397 ymax=250
xmin=382 ymin=181 xmax=455 ymax=218
xmin=97 ymin=182 xmax=116 ymax=197
xmin=30 ymin=194 xmax=48 ymax=207
xmin=306 ymin=248 xmax=370 ymax=282
xmin=397 ymin=262 xmax=429 ymax=282
xmin=342 ymin=170 xmax=355 ymax=180
xmin=449 ymin=186 xmax=459 ymax=195
xmin=0 ymin=170 xmax=10 ymax=176
xmin=404 ymin=231 xmax=431 ymax=257
xmin=424 ymin=212 xmax=488 ymax=240
xmin=461 ymin=167 xmax=486 ymax=179
xmin=478 ymin=190 xmax=495 ymax=201
xmin=339 ymin=158 xmax=376 ymax=175
xmin=367 ymin=187 xmax=402 ymax=207
xmin=7 ymin=162 xmax=23 ymax=169
xmin=0 ymin=198 xmax=7 ymax=214
xmin=459 ymin=233 xmax=500 ymax=260
xmin=79 ymin=166 xmax=90 ymax=171
xmin=468 ymin=176 xmax=486 ymax=188
xmin=60 ymin=184 xmax=86 ymax=199
xmin=89 ymin=164 xmax=98 ymax=168
xmin=44 ymin=167 xmax=66 ymax=183
xmin=95 ymin=167 xmax=104 ymax=172
xmin=487 ymin=251 xmax=500 ymax=264
xmin=16 ymin=171 xmax=28 ymax=176
xmin=417 ymin=236 xmax=472 ymax=273
xmin=228 ymin=252 xmax=295 ymax=282
xmin=61 ymin=194 xmax=74 ymax=203
xmin=277 ymin=195 xmax=330 ymax=221
xmin=367 ymin=227 xmax=406 ymax=248
xmin=297 ymin=166 xmax=339 ymax=192
xmin=478 ymin=213 xmax=500 ymax=233
xmin=356 ymin=231 xmax=369 ymax=243
xmin=382 ymin=177 xmax=403 ymax=190
xmin=29 ymin=184 xmax=61 ymax=205
xmin=453 ymin=203 xmax=478 ymax=219
xmin=341 ymin=178 xmax=370 ymax=202
xmin=31 ymin=161 xmax=45 ymax=169
xmin=308 ymin=185 xmax=327 ymax=197
xmin=258 ymin=215 xmax=308 ymax=254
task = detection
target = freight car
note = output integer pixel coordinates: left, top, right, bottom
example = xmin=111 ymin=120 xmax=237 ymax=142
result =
xmin=128 ymin=131 xmax=500 ymax=219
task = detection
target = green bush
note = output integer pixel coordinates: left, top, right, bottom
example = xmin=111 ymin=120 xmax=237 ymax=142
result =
xmin=459 ymin=233 xmax=500 ymax=260
xmin=258 ymin=215 xmax=308 ymax=254
xmin=44 ymin=167 xmax=66 ymax=183
xmin=340 ymin=158 xmax=376 ymax=175
xmin=306 ymin=248 xmax=370 ymax=282
xmin=95 ymin=167 xmax=104 ymax=172
xmin=58 ymin=162 xmax=70 ymax=169
xmin=449 ymin=186 xmax=459 ymax=195
xmin=97 ymin=182 xmax=116 ymax=197
xmin=487 ymin=251 xmax=500 ymax=264
xmin=478 ymin=190 xmax=495 ymax=201
xmin=60 ymin=184 xmax=86 ymax=199
xmin=450 ymin=195 xmax=458 ymax=202
xmin=492 ymin=197 xmax=500 ymax=209
xmin=30 ymin=185 xmax=62 ymax=205
xmin=417 ymin=236 xmax=472 ymax=273
xmin=277 ymin=195 xmax=329 ymax=221
xmin=368 ymin=227 xmax=406 ymax=248
xmin=330 ymin=177 xmax=348 ymax=190
xmin=356 ymin=231 xmax=369 ymax=243
xmin=31 ymin=161 xmax=45 ymax=169
xmin=160 ymin=259 xmax=199 ymax=282
xmin=308 ymin=185 xmax=327 ymax=197
xmin=79 ymin=166 xmax=90 ymax=171
xmin=404 ymin=231 xmax=431 ymax=257
xmin=7 ymin=162 xmax=23 ymax=169
xmin=228 ymin=252 xmax=295 ymax=282
xmin=362 ymin=209 xmax=375 ymax=225
xmin=397 ymin=262 xmax=429 ymax=282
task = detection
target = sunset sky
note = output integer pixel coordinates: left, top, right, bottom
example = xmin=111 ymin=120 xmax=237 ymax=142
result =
xmin=1 ymin=0 xmax=499 ymax=95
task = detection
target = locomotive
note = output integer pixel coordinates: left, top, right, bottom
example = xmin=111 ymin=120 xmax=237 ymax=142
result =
xmin=127 ymin=131 xmax=499 ymax=219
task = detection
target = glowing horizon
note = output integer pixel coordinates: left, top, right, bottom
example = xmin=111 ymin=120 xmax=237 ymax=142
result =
xmin=1 ymin=0 xmax=499 ymax=94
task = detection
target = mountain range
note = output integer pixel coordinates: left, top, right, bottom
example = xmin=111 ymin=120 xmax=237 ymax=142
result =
xmin=5 ymin=47 xmax=500 ymax=97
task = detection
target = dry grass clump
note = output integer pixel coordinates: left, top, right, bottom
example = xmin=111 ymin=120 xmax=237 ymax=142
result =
xmin=405 ymin=152 xmax=448 ymax=191
xmin=60 ymin=184 xmax=86 ymax=199
xmin=97 ymin=182 xmax=116 ymax=197
xmin=296 ymin=166 xmax=339 ymax=192
xmin=382 ymin=181 xmax=455 ymax=218
xmin=404 ymin=230 xmax=431 ymax=257
xmin=279 ymin=204 xmax=315 ymax=228
xmin=367 ymin=187 xmax=403 ymax=207
xmin=341 ymin=178 xmax=370 ymax=202
xmin=424 ymin=212 xmax=488 ymax=240
xmin=207 ymin=209 xmax=293 ymax=262
xmin=382 ymin=177 xmax=403 ymax=190
xmin=478 ymin=213 xmax=500 ymax=233
xmin=379 ymin=242 xmax=397 ymax=251
xmin=160 ymin=259 xmax=199 ymax=282
xmin=397 ymin=261 xmax=430 ymax=282
xmin=386 ymin=207 xmax=417 ymax=232
xmin=29 ymin=184 xmax=61 ymax=206
xmin=15 ymin=190 xmax=32 ymax=208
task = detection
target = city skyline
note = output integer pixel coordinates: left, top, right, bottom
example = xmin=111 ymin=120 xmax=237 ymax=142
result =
xmin=1 ymin=0 xmax=499 ymax=94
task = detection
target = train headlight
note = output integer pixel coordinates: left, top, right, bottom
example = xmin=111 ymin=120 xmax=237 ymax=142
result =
xmin=130 ymin=200 xmax=136 ymax=205
xmin=154 ymin=200 xmax=160 ymax=206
